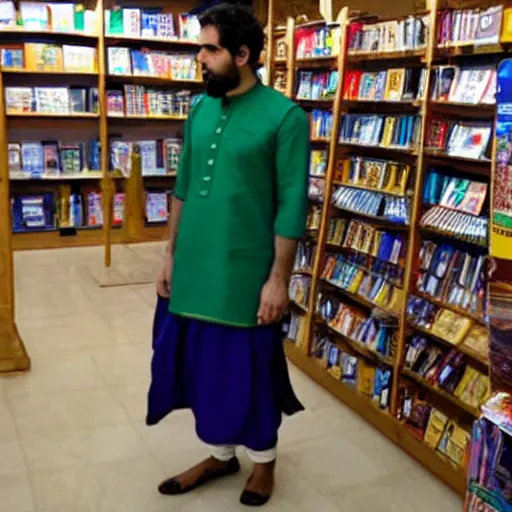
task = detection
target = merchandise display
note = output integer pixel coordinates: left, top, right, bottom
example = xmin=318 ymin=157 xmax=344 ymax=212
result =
xmin=268 ymin=1 xmax=506 ymax=497
xmin=0 ymin=0 xmax=202 ymax=252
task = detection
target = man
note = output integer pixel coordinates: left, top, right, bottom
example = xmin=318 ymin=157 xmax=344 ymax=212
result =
xmin=147 ymin=3 xmax=310 ymax=507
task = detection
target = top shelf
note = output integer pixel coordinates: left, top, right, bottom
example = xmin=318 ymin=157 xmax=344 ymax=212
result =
xmin=0 ymin=27 xmax=98 ymax=43
xmin=104 ymin=34 xmax=199 ymax=49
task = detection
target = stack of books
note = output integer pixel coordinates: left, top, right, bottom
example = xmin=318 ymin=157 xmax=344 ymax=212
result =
xmin=399 ymin=381 xmax=472 ymax=467
xmin=332 ymin=185 xmax=411 ymax=224
xmin=437 ymin=6 xmax=503 ymax=47
xmin=340 ymin=114 xmax=421 ymax=150
xmin=295 ymin=25 xmax=339 ymax=59
xmin=110 ymin=138 xmax=182 ymax=177
xmin=313 ymin=332 xmax=393 ymax=410
xmin=310 ymin=109 xmax=333 ymax=140
xmin=336 ymin=157 xmax=411 ymax=196
xmin=5 ymin=86 xmax=98 ymax=115
xmin=8 ymin=139 xmax=100 ymax=178
xmin=104 ymin=8 xmax=199 ymax=41
xmin=343 ymin=68 xmax=426 ymax=102
xmin=416 ymin=239 xmax=487 ymax=320
xmin=430 ymin=66 xmax=496 ymax=104
xmin=145 ymin=191 xmax=170 ymax=224
xmin=347 ymin=16 xmax=429 ymax=54
xmin=317 ymin=292 xmax=397 ymax=360
xmin=322 ymin=252 xmax=404 ymax=314
xmin=107 ymin=86 xmax=193 ymax=118
xmin=108 ymin=48 xmax=199 ymax=81
xmin=296 ymin=71 xmax=339 ymax=101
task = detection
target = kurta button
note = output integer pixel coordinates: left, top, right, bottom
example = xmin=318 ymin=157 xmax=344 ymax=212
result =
xmin=216 ymin=127 xmax=222 ymax=134
xmin=208 ymin=159 xmax=214 ymax=166
xmin=203 ymin=176 xmax=211 ymax=181
xmin=199 ymin=190 xmax=208 ymax=197
xmin=211 ymin=143 xmax=217 ymax=149
xmin=221 ymin=115 xmax=227 ymax=120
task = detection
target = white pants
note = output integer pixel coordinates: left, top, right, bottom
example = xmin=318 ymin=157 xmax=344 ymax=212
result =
xmin=209 ymin=444 xmax=277 ymax=464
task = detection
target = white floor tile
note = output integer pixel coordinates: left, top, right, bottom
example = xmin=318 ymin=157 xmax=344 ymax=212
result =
xmin=0 ymin=243 xmax=462 ymax=511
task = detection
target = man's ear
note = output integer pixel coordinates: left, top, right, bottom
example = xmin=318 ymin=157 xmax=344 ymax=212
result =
xmin=235 ymin=45 xmax=250 ymax=66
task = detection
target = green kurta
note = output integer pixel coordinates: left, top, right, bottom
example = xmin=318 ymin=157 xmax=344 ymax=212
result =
xmin=169 ymin=81 xmax=310 ymax=326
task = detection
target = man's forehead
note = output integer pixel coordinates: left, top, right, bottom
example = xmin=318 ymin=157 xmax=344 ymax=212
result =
xmin=199 ymin=25 xmax=221 ymax=46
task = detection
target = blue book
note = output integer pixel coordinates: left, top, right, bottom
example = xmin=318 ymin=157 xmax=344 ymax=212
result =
xmin=141 ymin=9 xmax=160 ymax=37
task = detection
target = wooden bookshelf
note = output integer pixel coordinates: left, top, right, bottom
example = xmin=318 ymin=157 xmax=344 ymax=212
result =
xmin=269 ymin=0 xmax=496 ymax=497
xmin=0 ymin=0 xmax=202 ymax=265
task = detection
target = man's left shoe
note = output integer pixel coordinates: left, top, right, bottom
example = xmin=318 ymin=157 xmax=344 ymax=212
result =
xmin=240 ymin=490 xmax=271 ymax=507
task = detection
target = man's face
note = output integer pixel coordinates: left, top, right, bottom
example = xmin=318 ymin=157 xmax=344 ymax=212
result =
xmin=197 ymin=25 xmax=241 ymax=97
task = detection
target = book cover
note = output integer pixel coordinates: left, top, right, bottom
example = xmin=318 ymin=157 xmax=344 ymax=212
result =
xmin=384 ymin=69 xmax=405 ymax=101
xmin=123 ymin=8 xmax=140 ymax=38
xmin=42 ymin=141 xmax=59 ymax=175
xmin=423 ymin=408 xmax=449 ymax=449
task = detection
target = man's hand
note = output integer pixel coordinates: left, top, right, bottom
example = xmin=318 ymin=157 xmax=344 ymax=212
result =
xmin=156 ymin=253 xmax=173 ymax=298
xmin=257 ymin=276 xmax=289 ymax=325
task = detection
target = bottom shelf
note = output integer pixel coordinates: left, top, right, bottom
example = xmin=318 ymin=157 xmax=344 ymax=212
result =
xmin=12 ymin=224 xmax=169 ymax=251
xmin=284 ymin=342 xmax=467 ymax=497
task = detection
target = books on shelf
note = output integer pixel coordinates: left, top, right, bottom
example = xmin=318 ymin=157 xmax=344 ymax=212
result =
xmin=347 ymin=16 xmax=429 ymax=54
xmin=425 ymin=118 xmax=492 ymax=160
xmin=322 ymin=253 xmax=404 ymax=315
xmin=86 ymin=192 xmax=125 ymax=227
xmin=0 ymin=1 xmax=97 ymax=34
xmin=273 ymin=69 xmax=287 ymax=95
xmin=309 ymin=149 xmax=328 ymax=177
xmin=295 ymin=24 xmax=339 ymax=59
xmin=336 ymin=157 xmax=411 ymax=196
xmin=107 ymin=47 xmax=199 ymax=81
xmin=105 ymin=8 xmax=199 ymax=41
xmin=296 ymin=71 xmax=339 ymax=101
xmin=110 ymin=138 xmax=182 ymax=177
xmin=108 ymin=85 xmax=193 ymax=118
xmin=326 ymin=217 xmax=346 ymax=246
xmin=343 ymin=68 xmax=425 ymax=102
xmin=293 ymin=241 xmax=315 ymax=274
xmin=145 ymin=191 xmax=170 ymax=224
xmin=312 ymin=332 xmax=393 ymax=409
xmin=339 ymin=114 xmax=421 ymax=150
xmin=289 ymin=274 xmax=311 ymax=310
xmin=332 ymin=185 xmax=410 ymax=225
xmin=310 ymin=109 xmax=332 ymax=140
xmin=5 ymin=86 xmax=98 ymax=115
xmin=9 ymin=139 xmax=100 ymax=179
xmin=306 ymin=204 xmax=322 ymax=232
xmin=417 ymin=239 xmax=487 ymax=321
xmin=437 ymin=6 xmax=503 ymax=47
xmin=11 ymin=192 xmax=55 ymax=231
xmin=430 ymin=66 xmax=496 ymax=105
xmin=317 ymin=292 xmax=397 ymax=361
xmin=403 ymin=333 xmax=490 ymax=409
xmin=286 ymin=311 xmax=308 ymax=351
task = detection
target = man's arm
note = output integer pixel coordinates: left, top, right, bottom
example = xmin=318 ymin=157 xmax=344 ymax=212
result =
xmin=257 ymin=106 xmax=310 ymax=324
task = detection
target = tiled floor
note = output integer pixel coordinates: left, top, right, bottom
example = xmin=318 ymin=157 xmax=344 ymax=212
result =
xmin=1 ymin=244 xmax=463 ymax=511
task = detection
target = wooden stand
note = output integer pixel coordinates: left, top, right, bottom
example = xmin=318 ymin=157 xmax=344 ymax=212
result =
xmin=0 ymin=70 xmax=30 ymax=373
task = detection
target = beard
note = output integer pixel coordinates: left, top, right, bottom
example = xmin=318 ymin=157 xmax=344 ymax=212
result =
xmin=203 ymin=60 xmax=241 ymax=98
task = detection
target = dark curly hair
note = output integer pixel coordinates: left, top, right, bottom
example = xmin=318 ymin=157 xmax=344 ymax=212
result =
xmin=199 ymin=3 xmax=264 ymax=66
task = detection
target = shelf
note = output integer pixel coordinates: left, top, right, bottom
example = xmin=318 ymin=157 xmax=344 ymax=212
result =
xmin=293 ymin=268 xmax=313 ymax=276
xmin=9 ymin=172 xmax=116 ymax=181
xmin=108 ymin=114 xmax=187 ymax=121
xmin=106 ymin=74 xmax=202 ymax=86
xmin=407 ymin=320 xmax=489 ymax=368
xmin=342 ymin=99 xmax=420 ymax=111
xmin=6 ymin=111 xmax=98 ymax=119
xmin=415 ymin=291 xmax=487 ymax=327
xmin=143 ymin=173 xmax=177 ymax=178
xmin=296 ymin=98 xmax=334 ymax=108
xmin=429 ymin=100 xmax=495 ymax=116
xmin=291 ymin=300 xmax=308 ymax=314
xmin=1 ymin=68 xmax=98 ymax=76
xmin=284 ymin=343 xmax=467 ymax=497
xmin=339 ymin=141 xmax=418 ymax=158
xmin=320 ymin=278 xmax=400 ymax=319
xmin=104 ymin=34 xmax=199 ymax=47
xmin=347 ymin=48 xmax=426 ymax=62
xmin=316 ymin=316 xmax=395 ymax=367
xmin=435 ymin=43 xmax=508 ymax=58
xmin=295 ymin=55 xmax=337 ymax=67
xmin=332 ymin=203 xmax=409 ymax=230
xmin=0 ymin=27 xmax=98 ymax=43
xmin=402 ymin=368 xmax=480 ymax=417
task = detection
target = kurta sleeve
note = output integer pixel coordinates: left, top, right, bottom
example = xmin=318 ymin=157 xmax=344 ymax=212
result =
xmin=174 ymin=98 xmax=201 ymax=201
xmin=274 ymin=105 xmax=310 ymax=239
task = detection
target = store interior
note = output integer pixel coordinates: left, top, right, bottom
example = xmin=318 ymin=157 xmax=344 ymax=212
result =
xmin=1 ymin=0 xmax=511 ymax=511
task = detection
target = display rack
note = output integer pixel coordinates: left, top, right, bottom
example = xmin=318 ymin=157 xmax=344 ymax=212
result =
xmin=274 ymin=0 xmax=504 ymax=496
xmin=0 ymin=0 xmax=202 ymax=266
